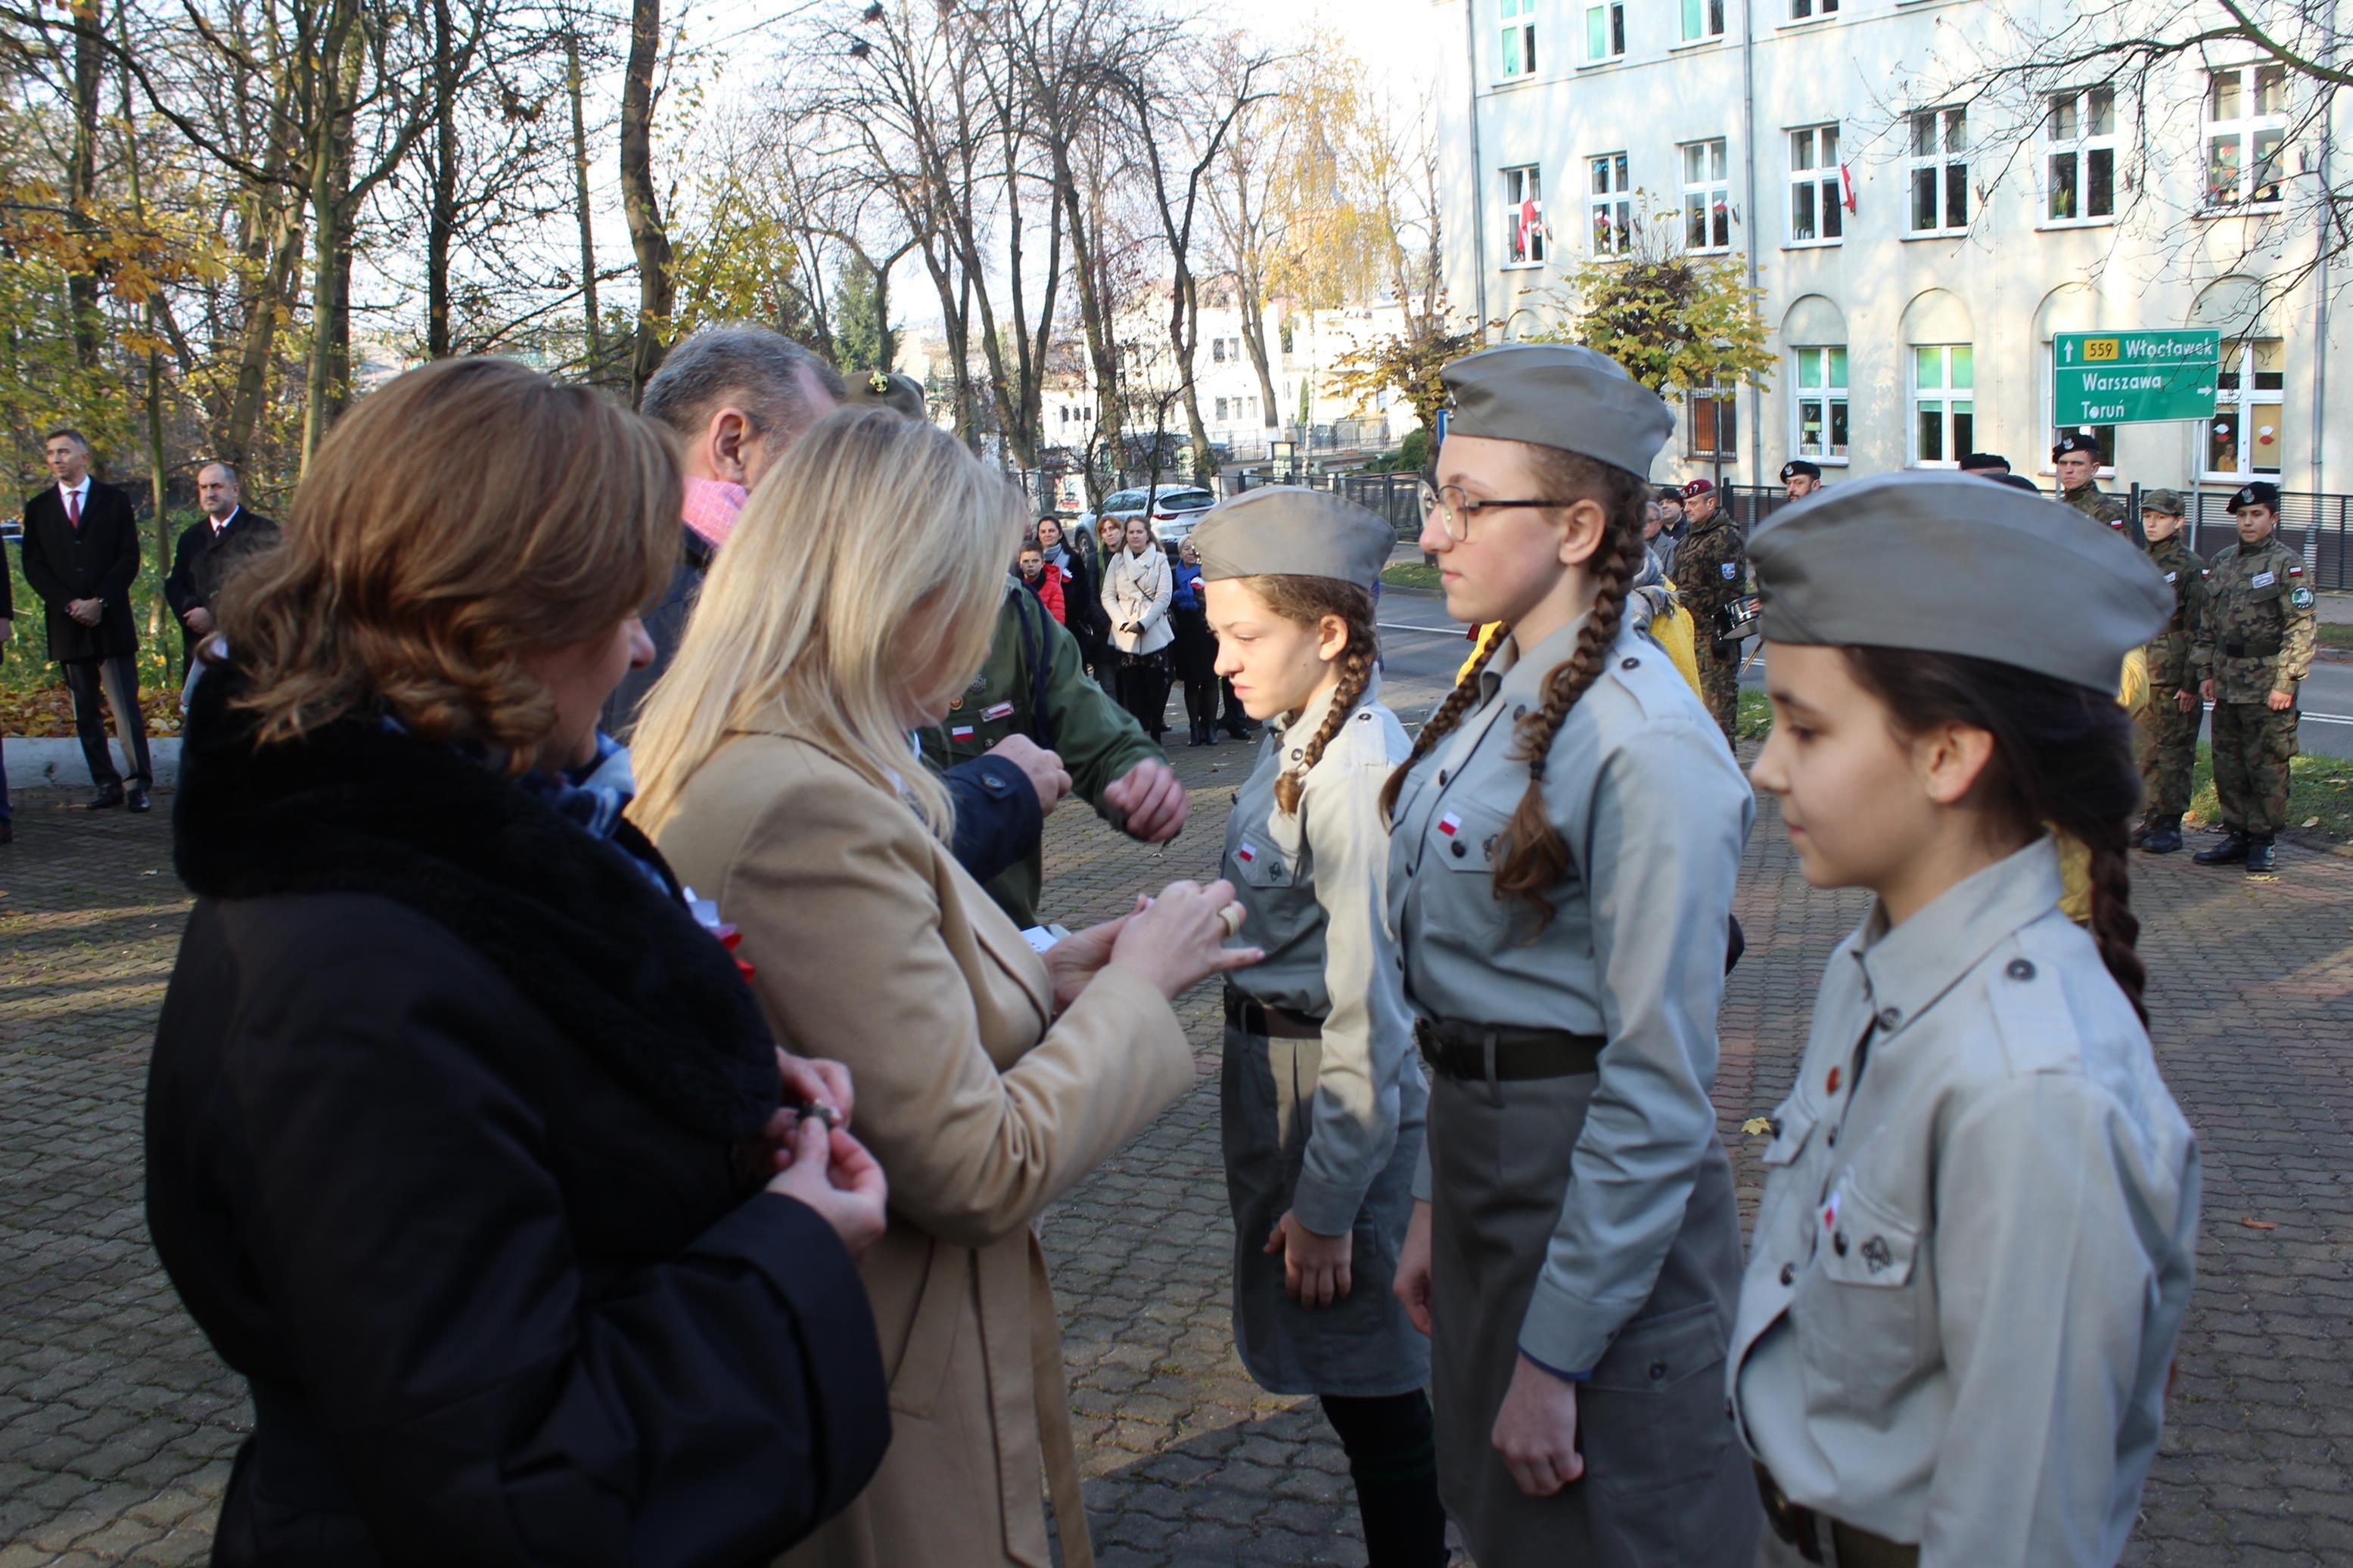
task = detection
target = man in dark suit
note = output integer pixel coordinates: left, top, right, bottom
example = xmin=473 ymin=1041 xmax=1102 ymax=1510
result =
xmin=165 ymin=461 xmax=278 ymax=672
xmin=18 ymin=428 xmax=151 ymax=811
xmin=1 ymin=534 xmax=14 ymax=843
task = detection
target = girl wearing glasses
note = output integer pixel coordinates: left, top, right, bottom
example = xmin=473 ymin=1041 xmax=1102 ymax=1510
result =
xmin=1385 ymin=344 xmax=1761 ymax=1566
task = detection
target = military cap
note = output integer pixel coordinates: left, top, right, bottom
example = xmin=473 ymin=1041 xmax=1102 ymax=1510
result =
xmin=1780 ymin=459 xmax=1821 ymax=482
xmin=848 ymin=368 xmax=926 ymax=421
xmin=2053 ymin=431 xmax=2106 ymax=463
xmin=1748 ymin=471 xmax=2170 ymax=694
xmin=1682 ymin=477 xmax=1717 ymax=498
xmin=2139 ymin=488 xmax=2185 ymax=516
xmin=2227 ymin=480 xmax=2282 ymax=514
xmin=1189 ymin=486 xmax=1393 ymax=590
xmin=1958 ymin=452 xmax=2012 ymax=474
xmin=1988 ymin=473 xmax=2044 ymax=494
xmin=1440 ymin=343 xmax=1672 ymax=480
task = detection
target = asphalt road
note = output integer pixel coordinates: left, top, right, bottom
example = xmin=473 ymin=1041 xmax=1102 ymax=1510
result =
xmin=1373 ymin=586 xmax=2353 ymax=759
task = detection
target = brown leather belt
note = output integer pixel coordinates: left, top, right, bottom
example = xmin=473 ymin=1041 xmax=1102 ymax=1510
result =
xmin=1414 ymin=1018 xmax=1605 ymax=1082
xmin=1223 ymin=987 xmax=1322 ymax=1040
xmin=1755 ymin=1463 xmax=1919 ymax=1568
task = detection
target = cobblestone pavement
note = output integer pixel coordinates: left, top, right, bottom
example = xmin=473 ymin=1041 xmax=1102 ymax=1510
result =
xmin=4 ymin=689 xmax=2351 ymax=1563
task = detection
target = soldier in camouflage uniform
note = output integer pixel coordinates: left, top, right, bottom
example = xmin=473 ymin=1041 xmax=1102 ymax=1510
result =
xmin=2054 ymin=433 xmax=2126 ymax=529
xmin=2193 ymin=481 xmax=2317 ymax=877
xmin=2129 ymin=489 xmax=2206 ymax=855
xmin=916 ymin=581 xmax=1180 ymax=925
xmin=1673 ymin=478 xmax=1747 ymax=744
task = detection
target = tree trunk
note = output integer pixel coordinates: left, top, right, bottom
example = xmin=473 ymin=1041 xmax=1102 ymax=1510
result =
xmin=620 ymin=0 xmax=673 ymax=405
xmin=1057 ymin=163 xmax=1121 ymax=489
xmin=1236 ymin=270 xmax=1279 ymax=429
xmin=1178 ymin=279 xmax=1212 ymax=480
xmin=116 ymin=21 xmax=170 ymax=640
xmin=66 ymin=0 xmax=104 ymax=368
xmin=223 ymin=206 xmax=304 ymax=467
xmin=564 ymin=28 xmax=604 ymax=382
xmin=425 ymin=0 xmax=458 ymax=358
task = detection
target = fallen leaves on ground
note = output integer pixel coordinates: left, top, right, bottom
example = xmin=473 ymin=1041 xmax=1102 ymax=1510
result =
xmin=2240 ymin=1217 xmax=2280 ymax=1230
xmin=1742 ymin=1116 xmax=1774 ymax=1136
xmin=0 ymin=684 xmax=181 ymax=738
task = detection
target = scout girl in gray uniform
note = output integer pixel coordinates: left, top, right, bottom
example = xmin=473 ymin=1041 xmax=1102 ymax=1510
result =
xmin=1193 ymin=488 xmax=1446 ymax=1566
xmin=1385 ymin=344 xmax=1762 ymax=1566
xmin=1732 ymin=472 xmax=2200 ymax=1567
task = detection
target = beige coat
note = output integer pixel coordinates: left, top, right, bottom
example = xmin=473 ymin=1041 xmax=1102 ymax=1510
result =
xmin=651 ymin=721 xmax=1194 ymax=1568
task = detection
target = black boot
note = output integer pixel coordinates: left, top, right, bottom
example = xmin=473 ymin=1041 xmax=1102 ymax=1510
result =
xmin=2246 ymin=836 xmax=2278 ymax=875
xmin=1189 ymin=718 xmax=1209 ymax=747
xmin=2193 ymin=829 xmax=2250 ymax=865
xmin=2142 ymin=815 xmax=2184 ymax=855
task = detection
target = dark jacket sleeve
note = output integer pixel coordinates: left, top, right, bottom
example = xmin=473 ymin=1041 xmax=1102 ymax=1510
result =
xmin=17 ymin=495 xmax=65 ymax=606
xmin=224 ymin=939 xmax=889 ymax=1566
xmin=1037 ymin=610 xmax=1167 ymax=828
xmin=946 ymin=753 xmax=1046 ymax=888
xmin=2 ymin=539 xmax=12 ymax=620
xmin=96 ymin=487 xmax=141 ymax=602
xmin=164 ymin=522 xmax=204 ymax=620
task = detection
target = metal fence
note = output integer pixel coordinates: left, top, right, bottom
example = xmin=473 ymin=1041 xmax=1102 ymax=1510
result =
xmin=1229 ymin=467 xmax=1424 ymax=538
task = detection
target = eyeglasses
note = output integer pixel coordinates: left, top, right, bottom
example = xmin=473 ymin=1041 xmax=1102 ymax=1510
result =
xmin=1416 ymin=480 xmax=1583 ymax=542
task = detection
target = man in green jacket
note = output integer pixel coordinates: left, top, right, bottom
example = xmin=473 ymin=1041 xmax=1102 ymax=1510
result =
xmin=918 ymin=580 xmax=1188 ymax=927
xmin=2130 ymin=489 xmax=2205 ymax=855
xmin=2193 ymin=481 xmax=2317 ymax=877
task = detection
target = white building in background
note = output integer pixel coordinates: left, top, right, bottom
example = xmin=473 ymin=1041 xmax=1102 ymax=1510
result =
xmin=1431 ymin=0 xmax=2353 ymax=499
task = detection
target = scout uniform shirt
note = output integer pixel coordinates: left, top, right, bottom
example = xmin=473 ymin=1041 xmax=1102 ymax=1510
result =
xmin=1730 ymin=837 xmax=2199 ymax=1565
xmin=1224 ymin=673 xmax=1423 ymax=1239
xmin=2143 ymin=532 xmax=2208 ymax=690
xmin=1390 ymin=613 xmax=1753 ymax=1374
xmin=2195 ymin=532 xmax=2317 ymax=703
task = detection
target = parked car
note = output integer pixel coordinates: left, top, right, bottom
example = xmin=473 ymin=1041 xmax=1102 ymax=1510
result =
xmin=1081 ymin=485 xmax=1218 ymax=554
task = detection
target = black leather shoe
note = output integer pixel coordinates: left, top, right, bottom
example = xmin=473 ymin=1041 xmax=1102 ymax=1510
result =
xmin=85 ymin=785 xmax=125 ymax=811
xmin=2193 ymin=831 xmax=2249 ymax=865
xmin=1223 ymin=720 xmax=1255 ymax=741
xmin=126 ymin=787 xmax=151 ymax=814
xmin=2142 ymin=817 xmax=2184 ymax=855
xmin=2246 ymin=837 xmax=2278 ymax=875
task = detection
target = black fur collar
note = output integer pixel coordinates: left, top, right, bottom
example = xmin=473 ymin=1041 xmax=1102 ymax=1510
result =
xmin=173 ymin=668 xmax=781 ymax=1143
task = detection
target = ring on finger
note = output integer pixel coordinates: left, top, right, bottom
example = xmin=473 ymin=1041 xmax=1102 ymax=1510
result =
xmin=1217 ymin=901 xmax=1245 ymax=938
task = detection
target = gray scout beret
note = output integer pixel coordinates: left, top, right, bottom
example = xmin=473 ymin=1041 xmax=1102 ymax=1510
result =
xmin=1747 ymin=471 xmax=2171 ymax=694
xmin=1440 ymin=343 xmax=1673 ymax=480
xmin=1189 ymin=486 xmax=1394 ymax=590
xmin=2139 ymin=489 xmax=2185 ymax=515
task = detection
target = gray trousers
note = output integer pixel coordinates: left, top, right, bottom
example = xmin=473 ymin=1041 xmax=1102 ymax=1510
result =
xmin=1426 ymin=1069 xmax=1761 ymax=1568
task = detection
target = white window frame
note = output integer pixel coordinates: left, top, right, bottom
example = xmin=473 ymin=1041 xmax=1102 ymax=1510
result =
xmin=1678 ymin=0 xmax=1724 ymax=45
xmin=1906 ymin=107 xmax=1969 ymax=236
xmin=1500 ymin=0 xmax=1537 ymax=79
xmin=1214 ymin=396 xmax=1229 ymax=421
xmin=2200 ymin=338 xmax=2286 ymax=481
xmin=1909 ymin=343 xmax=1974 ymax=467
xmin=2203 ymin=64 xmax=2287 ymax=210
xmin=1502 ymin=164 xmax=1547 ymax=267
xmin=2043 ymin=87 xmax=2118 ymax=226
xmin=1588 ymin=152 xmax=1632 ymax=257
xmin=1787 ymin=125 xmax=1843 ymax=246
xmin=1584 ymin=0 xmax=1624 ymax=64
xmin=1685 ymin=383 xmax=1738 ymax=459
xmin=1788 ymin=0 xmax=1835 ymax=19
xmin=1790 ymin=345 xmax=1849 ymax=463
xmin=1680 ymin=138 xmax=1732 ymax=253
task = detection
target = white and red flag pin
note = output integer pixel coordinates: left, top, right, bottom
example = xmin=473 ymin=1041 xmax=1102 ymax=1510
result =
xmin=1437 ymin=811 xmax=1462 ymax=838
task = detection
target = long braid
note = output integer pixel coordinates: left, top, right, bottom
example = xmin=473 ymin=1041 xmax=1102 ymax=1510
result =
xmin=2081 ymin=824 xmax=2149 ymax=1026
xmin=1279 ymin=638 xmax=1376 ymax=816
xmin=1242 ymin=576 xmax=1379 ymax=817
xmin=1380 ymin=632 xmax=1502 ymax=826
xmin=1493 ymin=483 xmax=1641 ymax=929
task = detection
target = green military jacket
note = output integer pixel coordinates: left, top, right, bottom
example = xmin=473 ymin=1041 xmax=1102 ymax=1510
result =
xmin=1673 ymin=512 xmax=1748 ymax=632
xmin=2062 ymin=483 xmax=2128 ymax=529
xmin=2194 ymin=533 xmax=2317 ymax=703
xmin=915 ymin=582 xmax=1167 ymax=927
xmin=2141 ymin=534 xmax=2208 ymax=689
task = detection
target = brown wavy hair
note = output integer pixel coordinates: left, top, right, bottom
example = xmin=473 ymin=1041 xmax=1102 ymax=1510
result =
xmin=1380 ymin=447 xmax=1652 ymax=930
xmin=1241 ymin=576 xmax=1380 ymax=817
xmin=216 ymin=357 xmax=681 ymax=765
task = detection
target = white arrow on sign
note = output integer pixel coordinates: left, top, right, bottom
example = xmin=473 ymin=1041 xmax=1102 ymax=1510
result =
xmin=2062 ymin=341 xmax=2076 ymax=363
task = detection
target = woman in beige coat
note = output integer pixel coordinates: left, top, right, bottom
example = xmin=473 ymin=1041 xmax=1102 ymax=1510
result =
xmin=631 ymin=407 xmax=1260 ymax=1568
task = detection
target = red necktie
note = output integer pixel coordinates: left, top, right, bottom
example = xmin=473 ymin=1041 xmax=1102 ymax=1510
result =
xmin=67 ymin=490 xmax=81 ymax=530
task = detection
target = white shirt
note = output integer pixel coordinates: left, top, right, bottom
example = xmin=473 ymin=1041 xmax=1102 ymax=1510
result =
xmin=58 ymin=477 xmax=89 ymax=517
xmin=209 ymin=505 xmax=241 ymax=539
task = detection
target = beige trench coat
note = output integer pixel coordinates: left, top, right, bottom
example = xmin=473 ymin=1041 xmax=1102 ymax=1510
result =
xmin=651 ymin=722 xmax=1194 ymax=1568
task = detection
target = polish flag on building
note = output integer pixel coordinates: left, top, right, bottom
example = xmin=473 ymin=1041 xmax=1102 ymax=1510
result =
xmin=1518 ymin=197 xmax=1543 ymax=255
xmin=1839 ymin=163 xmax=1857 ymax=213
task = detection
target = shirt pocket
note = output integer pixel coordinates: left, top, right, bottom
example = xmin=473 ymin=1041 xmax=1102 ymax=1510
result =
xmin=1424 ymin=797 xmax=1518 ymax=944
xmin=1791 ymin=1178 xmax=1933 ymax=1410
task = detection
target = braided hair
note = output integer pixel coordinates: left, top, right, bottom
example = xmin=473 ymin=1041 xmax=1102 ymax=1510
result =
xmin=1245 ymin=576 xmax=1380 ymax=817
xmin=1844 ymin=648 xmax=2149 ymax=1024
xmin=1379 ymin=449 xmax=1652 ymax=932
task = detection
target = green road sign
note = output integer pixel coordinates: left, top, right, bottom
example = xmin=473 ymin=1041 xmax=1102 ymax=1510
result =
xmin=2053 ymin=331 xmax=2221 ymax=426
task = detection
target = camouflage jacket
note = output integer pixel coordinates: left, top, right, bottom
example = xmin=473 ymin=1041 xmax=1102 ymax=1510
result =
xmin=2141 ymin=534 xmax=2208 ymax=689
xmin=2194 ymin=533 xmax=2317 ymax=703
xmin=2062 ymin=483 xmax=2127 ymax=530
xmin=1673 ymin=512 xmax=1748 ymax=623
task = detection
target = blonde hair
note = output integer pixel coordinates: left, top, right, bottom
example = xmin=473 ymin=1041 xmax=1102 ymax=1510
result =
xmin=218 ymin=356 xmax=679 ymax=763
xmin=630 ymin=406 xmax=1024 ymax=841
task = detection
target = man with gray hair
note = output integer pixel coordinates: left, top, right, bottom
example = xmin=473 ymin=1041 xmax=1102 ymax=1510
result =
xmin=602 ymin=324 xmax=847 ymax=737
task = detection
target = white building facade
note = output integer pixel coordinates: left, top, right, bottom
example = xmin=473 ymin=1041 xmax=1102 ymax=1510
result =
xmin=1432 ymin=0 xmax=2353 ymax=501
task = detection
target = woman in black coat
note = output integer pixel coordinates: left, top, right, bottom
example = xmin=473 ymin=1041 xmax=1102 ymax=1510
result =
xmin=145 ymin=358 xmax=894 ymax=1568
